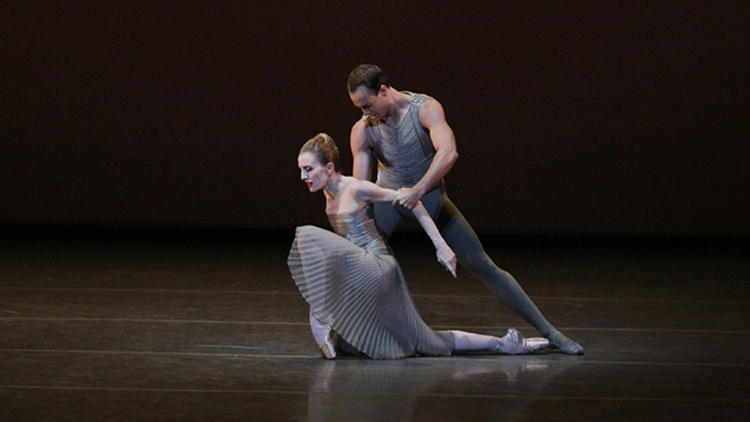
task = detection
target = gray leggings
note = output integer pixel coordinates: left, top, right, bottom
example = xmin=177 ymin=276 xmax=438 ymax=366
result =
xmin=372 ymin=183 xmax=556 ymax=336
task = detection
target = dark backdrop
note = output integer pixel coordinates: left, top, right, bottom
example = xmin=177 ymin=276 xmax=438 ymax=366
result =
xmin=3 ymin=2 xmax=748 ymax=235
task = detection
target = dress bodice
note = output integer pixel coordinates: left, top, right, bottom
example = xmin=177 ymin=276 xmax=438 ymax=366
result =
xmin=327 ymin=207 xmax=390 ymax=255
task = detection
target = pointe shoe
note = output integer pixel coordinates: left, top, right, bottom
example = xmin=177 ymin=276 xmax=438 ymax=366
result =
xmin=319 ymin=333 xmax=337 ymax=360
xmin=309 ymin=311 xmax=336 ymax=359
xmin=522 ymin=337 xmax=549 ymax=352
xmin=496 ymin=328 xmax=532 ymax=355
xmin=546 ymin=331 xmax=584 ymax=355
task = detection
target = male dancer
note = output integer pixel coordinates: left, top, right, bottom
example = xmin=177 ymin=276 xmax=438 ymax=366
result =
xmin=348 ymin=64 xmax=584 ymax=354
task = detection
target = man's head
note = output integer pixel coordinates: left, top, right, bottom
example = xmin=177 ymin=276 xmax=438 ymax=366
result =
xmin=347 ymin=64 xmax=392 ymax=120
xmin=347 ymin=64 xmax=389 ymax=94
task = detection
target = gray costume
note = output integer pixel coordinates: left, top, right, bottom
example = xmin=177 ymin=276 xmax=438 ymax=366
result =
xmin=363 ymin=92 xmax=558 ymax=338
xmin=288 ymin=208 xmax=455 ymax=359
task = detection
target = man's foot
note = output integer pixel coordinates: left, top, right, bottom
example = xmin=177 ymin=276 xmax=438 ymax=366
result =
xmin=546 ymin=331 xmax=584 ymax=355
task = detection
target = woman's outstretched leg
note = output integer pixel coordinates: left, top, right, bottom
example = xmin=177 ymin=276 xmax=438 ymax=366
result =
xmin=451 ymin=329 xmax=549 ymax=355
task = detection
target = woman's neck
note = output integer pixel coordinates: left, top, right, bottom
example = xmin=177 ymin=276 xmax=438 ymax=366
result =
xmin=323 ymin=172 xmax=343 ymax=201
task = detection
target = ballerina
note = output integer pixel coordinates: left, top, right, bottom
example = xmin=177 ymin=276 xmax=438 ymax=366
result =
xmin=288 ymin=133 xmax=548 ymax=359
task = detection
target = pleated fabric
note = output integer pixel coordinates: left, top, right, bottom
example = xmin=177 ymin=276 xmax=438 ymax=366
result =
xmin=287 ymin=209 xmax=453 ymax=359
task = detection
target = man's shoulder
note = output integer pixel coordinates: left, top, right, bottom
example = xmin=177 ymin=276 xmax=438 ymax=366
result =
xmin=350 ymin=119 xmax=373 ymax=148
xmin=416 ymin=94 xmax=447 ymax=123
xmin=404 ymin=91 xmax=436 ymax=104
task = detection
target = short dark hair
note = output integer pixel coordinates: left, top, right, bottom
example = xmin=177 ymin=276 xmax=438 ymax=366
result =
xmin=347 ymin=64 xmax=389 ymax=93
xmin=299 ymin=133 xmax=339 ymax=170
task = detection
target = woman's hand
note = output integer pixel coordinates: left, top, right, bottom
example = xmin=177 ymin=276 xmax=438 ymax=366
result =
xmin=436 ymin=245 xmax=457 ymax=278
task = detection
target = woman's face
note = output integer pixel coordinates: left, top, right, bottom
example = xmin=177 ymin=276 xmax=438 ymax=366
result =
xmin=298 ymin=152 xmax=330 ymax=192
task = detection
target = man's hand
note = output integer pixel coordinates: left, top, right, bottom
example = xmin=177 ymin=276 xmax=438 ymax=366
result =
xmin=392 ymin=187 xmax=424 ymax=210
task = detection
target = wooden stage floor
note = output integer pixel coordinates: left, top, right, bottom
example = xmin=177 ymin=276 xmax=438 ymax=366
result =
xmin=1 ymin=228 xmax=748 ymax=421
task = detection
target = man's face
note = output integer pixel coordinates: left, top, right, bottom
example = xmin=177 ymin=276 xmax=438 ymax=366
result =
xmin=349 ymin=85 xmax=387 ymax=120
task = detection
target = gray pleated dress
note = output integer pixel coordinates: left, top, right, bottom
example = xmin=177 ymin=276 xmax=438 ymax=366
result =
xmin=287 ymin=207 xmax=455 ymax=359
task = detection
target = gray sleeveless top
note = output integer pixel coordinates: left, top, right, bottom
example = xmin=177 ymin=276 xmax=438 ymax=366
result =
xmin=363 ymin=91 xmax=436 ymax=190
xmin=327 ymin=208 xmax=391 ymax=255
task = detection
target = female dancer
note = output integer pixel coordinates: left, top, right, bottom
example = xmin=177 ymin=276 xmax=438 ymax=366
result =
xmin=288 ymin=133 xmax=548 ymax=359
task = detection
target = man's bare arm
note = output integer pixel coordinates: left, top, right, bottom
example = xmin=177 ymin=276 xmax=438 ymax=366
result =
xmin=350 ymin=120 xmax=374 ymax=181
xmin=393 ymin=99 xmax=459 ymax=209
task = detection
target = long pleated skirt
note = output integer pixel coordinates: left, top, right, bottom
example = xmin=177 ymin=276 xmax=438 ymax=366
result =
xmin=287 ymin=225 xmax=454 ymax=359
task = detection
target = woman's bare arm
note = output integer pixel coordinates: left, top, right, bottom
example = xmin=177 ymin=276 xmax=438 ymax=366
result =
xmin=355 ymin=180 xmax=456 ymax=277
xmin=412 ymin=203 xmax=457 ymax=277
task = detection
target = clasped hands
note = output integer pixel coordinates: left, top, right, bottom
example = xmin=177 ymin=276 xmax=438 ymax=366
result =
xmin=392 ymin=187 xmax=423 ymax=210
